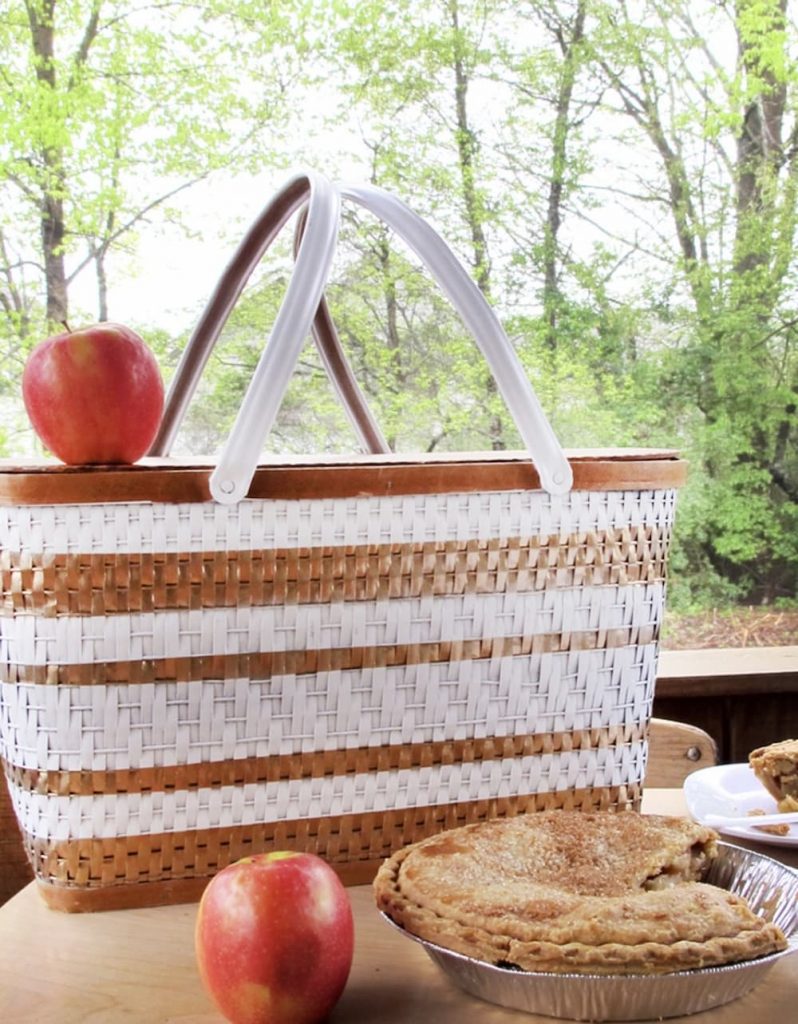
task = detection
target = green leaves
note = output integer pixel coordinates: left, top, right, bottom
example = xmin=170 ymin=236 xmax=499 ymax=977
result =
xmin=0 ymin=0 xmax=795 ymax=609
xmin=0 ymin=0 xmax=299 ymax=335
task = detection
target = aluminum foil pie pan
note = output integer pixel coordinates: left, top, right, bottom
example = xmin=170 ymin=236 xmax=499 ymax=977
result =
xmin=381 ymin=843 xmax=798 ymax=1021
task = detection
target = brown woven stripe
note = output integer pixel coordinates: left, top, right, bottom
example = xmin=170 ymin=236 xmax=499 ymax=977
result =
xmin=0 ymin=526 xmax=671 ymax=618
xmin=0 ymin=623 xmax=659 ymax=685
xmin=22 ymin=785 xmax=642 ymax=897
xmin=4 ymin=724 xmax=646 ymax=796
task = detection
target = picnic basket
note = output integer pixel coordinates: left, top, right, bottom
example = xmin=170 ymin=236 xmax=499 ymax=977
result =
xmin=0 ymin=172 xmax=686 ymax=911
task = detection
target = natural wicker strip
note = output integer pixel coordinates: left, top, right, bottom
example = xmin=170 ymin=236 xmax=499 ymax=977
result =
xmin=0 ymin=526 xmax=671 ymax=617
xmin=0 ymin=623 xmax=659 ymax=685
xmin=23 ymin=784 xmax=642 ymax=898
xmin=4 ymin=724 xmax=646 ymax=796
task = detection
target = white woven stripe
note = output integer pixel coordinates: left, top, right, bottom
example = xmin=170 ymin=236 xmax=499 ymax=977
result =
xmin=0 ymin=582 xmax=665 ymax=669
xmin=0 ymin=489 xmax=678 ymax=555
xmin=0 ymin=645 xmax=657 ymax=772
xmin=9 ymin=742 xmax=648 ymax=841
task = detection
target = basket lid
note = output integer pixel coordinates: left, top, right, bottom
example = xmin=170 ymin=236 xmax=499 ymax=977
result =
xmin=0 ymin=449 xmax=686 ymax=505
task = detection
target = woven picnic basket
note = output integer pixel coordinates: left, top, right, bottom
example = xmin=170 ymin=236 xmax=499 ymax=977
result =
xmin=0 ymin=172 xmax=686 ymax=911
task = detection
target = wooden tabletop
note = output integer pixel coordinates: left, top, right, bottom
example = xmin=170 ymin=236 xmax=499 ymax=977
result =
xmin=1 ymin=789 xmax=796 ymax=1024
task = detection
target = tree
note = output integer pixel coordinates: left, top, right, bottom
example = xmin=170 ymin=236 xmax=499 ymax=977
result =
xmin=0 ymin=0 xmax=302 ymax=381
xmin=589 ymin=0 xmax=797 ymax=601
xmin=1 ymin=0 xmax=795 ymax=610
xmin=330 ymin=0 xmax=519 ymax=448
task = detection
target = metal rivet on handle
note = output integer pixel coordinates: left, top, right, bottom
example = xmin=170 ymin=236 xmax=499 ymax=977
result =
xmin=218 ymin=480 xmax=236 ymax=495
xmin=686 ymin=746 xmax=702 ymax=762
xmin=552 ymin=471 xmax=565 ymax=485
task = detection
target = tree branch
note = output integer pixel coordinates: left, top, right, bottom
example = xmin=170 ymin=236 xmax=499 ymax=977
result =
xmin=68 ymin=0 xmax=103 ymax=90
xmin=65 ymin=172 xmax=210 ymax=286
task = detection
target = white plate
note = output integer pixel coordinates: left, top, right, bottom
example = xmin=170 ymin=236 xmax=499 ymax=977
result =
xmin=684 ymin=763 xmax=798 ymax=847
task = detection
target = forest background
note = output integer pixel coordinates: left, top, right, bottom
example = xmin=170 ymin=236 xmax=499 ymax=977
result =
xmin=1 ymin=0 xmax=796 ymax=632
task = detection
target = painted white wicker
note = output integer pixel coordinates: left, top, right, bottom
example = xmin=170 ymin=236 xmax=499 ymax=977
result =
xmin=0 ymin=173 xmax=685 ymax=910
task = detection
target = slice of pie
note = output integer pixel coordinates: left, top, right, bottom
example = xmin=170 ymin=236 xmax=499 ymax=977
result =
xmin=749 ymin=740 xmax=798 ymax=812
xmin=374 ymin=811 xmax=787 ymax=975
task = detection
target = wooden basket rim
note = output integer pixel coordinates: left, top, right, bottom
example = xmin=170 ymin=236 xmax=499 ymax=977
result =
xmin=0 ymin=448 xmax=687 ymax=505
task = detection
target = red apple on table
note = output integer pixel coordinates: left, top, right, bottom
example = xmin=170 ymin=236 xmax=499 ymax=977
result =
xmin=22 ymin=322 xmax=164 ymax=464
xmin=195 ymin=851 xmax=355 ymax=1024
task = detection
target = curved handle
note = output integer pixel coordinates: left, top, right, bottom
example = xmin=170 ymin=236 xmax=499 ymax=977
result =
xmin=332 ymin=183 xmax=573 ymax=495
xmin=152 ymin=173 xmax=572 ymax=501
xmin=150 ymin=172 xmax=324 ymax=457
xmin=209 ymin=175 xmax=340 ymax=504
xmin=148 ymin=171 xmax=341 ymax=505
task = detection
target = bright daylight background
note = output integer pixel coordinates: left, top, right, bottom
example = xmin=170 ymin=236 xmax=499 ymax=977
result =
xmin=1 ymin=0 xmax=796 ymax=629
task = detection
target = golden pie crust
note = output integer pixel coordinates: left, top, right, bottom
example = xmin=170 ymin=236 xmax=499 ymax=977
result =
xmin=749 ymin=740 xmax=798 ymax=811
xmin=374 ymin=811 xmax=787 ymax=975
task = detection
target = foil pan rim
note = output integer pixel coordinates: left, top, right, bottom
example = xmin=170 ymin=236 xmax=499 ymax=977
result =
xmin=379 ymin=841 xmax=798 ymax=1020
xmin=381 ymin=912 xmax=798 ymax=983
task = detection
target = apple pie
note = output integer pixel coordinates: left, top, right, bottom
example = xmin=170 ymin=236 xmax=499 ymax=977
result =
xmin=374 ymin=811 xmax=786 ymax=975
xmin=749 ymin=740 xmax=798 ymax=812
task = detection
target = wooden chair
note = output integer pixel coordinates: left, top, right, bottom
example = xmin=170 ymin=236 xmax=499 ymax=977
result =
xmin=0 ymin=775 xmax=32 ymax=906
xmin=646 ymin=717 xmax=718 ymax=788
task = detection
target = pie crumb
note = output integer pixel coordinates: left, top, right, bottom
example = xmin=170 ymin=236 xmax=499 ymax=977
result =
xmin=747 ymin=808 xmax=791 ymax=836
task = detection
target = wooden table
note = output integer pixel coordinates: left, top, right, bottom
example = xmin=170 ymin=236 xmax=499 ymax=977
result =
xmin=1 ymin=790 xmax=796 ymax=1023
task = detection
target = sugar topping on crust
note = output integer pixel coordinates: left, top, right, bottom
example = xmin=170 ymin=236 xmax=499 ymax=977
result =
xmin=374 ymin=811 xmax=787 ymax=975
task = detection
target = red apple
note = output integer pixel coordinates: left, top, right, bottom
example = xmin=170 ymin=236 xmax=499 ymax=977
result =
xmin=22 ymin=322 xmax=164 ymax=464
xmin=195 ymin=851 xmax=354 ymax=1024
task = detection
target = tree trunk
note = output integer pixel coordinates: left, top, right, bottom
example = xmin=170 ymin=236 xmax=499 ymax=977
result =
xmin=450 ymin=5 xmax=490 ymax=295
xmin=376 ymin=227 xmax=404 ymax=450
xmin=732 ymin=0 xmax=796 ymax=513
xmin=733 ymin=0 xmax=787 ymax=282
xmin=42 ymin=194 xmax=68 ymax=324
xmin=448 ymin=0 xmax=504 ymax=448
xmin=95 ymin=248 xmax=109 ymax=322
xmin=27 ymin=0 xmax=69 ymax=326
xmin=541 ymin=0 xmax=586 ymax=354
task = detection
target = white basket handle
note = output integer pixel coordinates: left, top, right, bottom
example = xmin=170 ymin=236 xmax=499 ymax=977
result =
xmin=152 ymin=173 xmax=573 ymax=501
xmin=325 ymin=183 xmax=574 ymax=495
xmin=152 ymin=171 xmax=388 ymax=468
xmin=149 ymin=170 xmax=341 ymax=503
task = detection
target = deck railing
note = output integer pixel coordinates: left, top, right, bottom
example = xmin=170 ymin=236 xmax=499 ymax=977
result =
xmin=653 ymin=646 xmax=798 ymax=763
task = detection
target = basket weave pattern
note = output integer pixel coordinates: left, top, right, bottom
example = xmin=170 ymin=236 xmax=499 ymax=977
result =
xmin=0 ymin=485 xmax=675 ymax=907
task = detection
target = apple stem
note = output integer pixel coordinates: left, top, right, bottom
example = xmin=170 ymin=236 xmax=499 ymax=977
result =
xmin=61 ymin=319 xmax=71 ymax=333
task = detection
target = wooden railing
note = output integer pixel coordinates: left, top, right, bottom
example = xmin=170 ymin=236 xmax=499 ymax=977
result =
xmin=653 ymin=646 xmax=798 ymax=763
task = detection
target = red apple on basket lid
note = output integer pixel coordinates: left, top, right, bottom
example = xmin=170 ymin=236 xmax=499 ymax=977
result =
xmin=22 ymin=321 xmax=164 ymax=465
xmin=195 ymin=850 xmax=355 ymax=1024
